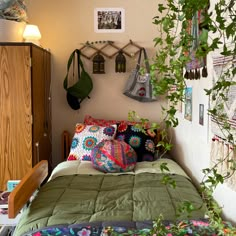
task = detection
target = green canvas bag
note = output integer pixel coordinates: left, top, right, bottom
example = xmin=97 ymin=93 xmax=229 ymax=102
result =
xmin=63 ymin=49 xmax=93 ymax=110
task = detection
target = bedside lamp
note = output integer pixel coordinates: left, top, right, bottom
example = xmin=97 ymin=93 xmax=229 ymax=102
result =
xmin=23 ymin=24 xmax=42 ymax=46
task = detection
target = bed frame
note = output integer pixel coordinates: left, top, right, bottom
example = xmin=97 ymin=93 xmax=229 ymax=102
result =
xmin=8 ymin=160 xmax=48 ymax=218
xmin=61 ymin=130 xmax=71 ymax=161
xmin=8 ymin=130 xmax=72 ymax=219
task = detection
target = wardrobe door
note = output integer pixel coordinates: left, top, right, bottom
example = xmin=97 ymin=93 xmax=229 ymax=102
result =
xmin=44 ymin=50 xmax=52 ymax=171
xmin=0 ymin=46 xmax=32 ymax=190
xmin=31 ymin=46 xmax=51 ymax=167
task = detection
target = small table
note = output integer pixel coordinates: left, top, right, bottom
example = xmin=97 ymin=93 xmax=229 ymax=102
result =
xmin=0 ymin=188 xmax=22 ymax=235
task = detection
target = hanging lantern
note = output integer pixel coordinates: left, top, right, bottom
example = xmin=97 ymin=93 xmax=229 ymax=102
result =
xmin=115 ymin=50 xmax=126 ymax=73
xmin=93 ymin=53 xmax=105 ymax=74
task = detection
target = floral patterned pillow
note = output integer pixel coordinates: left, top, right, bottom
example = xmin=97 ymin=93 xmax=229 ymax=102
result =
xmin=67 ymin=123 xmax=117 ymax=161
xmin=115 ymin=123 xmax=156 ymax=162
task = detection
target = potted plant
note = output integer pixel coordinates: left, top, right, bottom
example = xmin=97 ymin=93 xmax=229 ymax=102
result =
xmin=0 ymin=0 xmax=27 ymax=42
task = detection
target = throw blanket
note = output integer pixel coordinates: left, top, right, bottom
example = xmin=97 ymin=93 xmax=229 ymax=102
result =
xmin=22 ymin=220 xmax=236 ymax=236
xmin=14 ymin=159 xmax=206 ymax=236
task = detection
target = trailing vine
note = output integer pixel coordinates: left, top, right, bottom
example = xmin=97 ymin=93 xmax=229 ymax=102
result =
xmin=131 ymin=0 xmax=236 ymax=234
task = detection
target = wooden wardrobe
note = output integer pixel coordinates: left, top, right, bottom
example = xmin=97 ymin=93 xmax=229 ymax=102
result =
xmin=0 ymin=43 xmax=52 ymax=190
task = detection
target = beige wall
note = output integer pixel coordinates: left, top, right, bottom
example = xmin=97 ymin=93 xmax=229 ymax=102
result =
xmin=170 ymin=53 xmax=236 ymax=223
xmin=25 ymin=0 xmax=166 ymax=166
xmin=25 ymin=0 xmax=236 ymax=224
xmin=169 ymin=5 xmax=236 ymax=223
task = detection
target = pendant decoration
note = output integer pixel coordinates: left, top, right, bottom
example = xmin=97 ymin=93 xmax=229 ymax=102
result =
xmin=93 ymin=53 xmax=105 ymax=74
xmin=115 ymin=50 xmax=126 ymax=73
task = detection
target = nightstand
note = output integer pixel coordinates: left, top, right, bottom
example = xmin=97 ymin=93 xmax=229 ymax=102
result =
xmin=0 ymin=213 xmax=22 ymax=226
xmin=0 ymin=187 xmax=22 ymax=235
xmin=0 ymin=225 xmax=15 ymax=236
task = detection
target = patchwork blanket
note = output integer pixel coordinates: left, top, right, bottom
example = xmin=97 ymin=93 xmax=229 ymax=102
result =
xmin=22 ymin=220 xmax=236 ymax=236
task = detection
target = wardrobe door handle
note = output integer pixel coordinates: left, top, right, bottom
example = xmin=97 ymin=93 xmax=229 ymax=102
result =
xmin=35 ymin=142 xmax=40 ymax=163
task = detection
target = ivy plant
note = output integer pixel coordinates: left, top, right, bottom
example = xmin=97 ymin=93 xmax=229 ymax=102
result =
xmin=131 ymin=0 xmax=236 ymax=234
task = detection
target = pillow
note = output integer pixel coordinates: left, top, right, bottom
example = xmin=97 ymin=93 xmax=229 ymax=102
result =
xmin=67 ymin=123 xmax=117 ymax=161
xmin=84 ymin=114 xmax=150 ymax=128
xmin=91 ymin=139 xmax=137 ymax=173
xmin=115 ymin=123 xmax=156 ymax=162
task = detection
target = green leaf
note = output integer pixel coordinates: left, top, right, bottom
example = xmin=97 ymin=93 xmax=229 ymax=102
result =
xmin=226 ymin=22 xmax=235 ymax=39
xmin=160 ymin=163 xmax=170 ymax=172
xmin=199 ymin=28 xmax=208 ymax=43
xmin=158 ymin=4 xmax=167 ymax=13
xmin=153 ymin=37 xmax=163 ymax=46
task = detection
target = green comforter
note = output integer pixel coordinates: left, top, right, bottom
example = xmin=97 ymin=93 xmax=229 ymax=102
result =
xmin=14 ymin=168 xmax=206 ymax=236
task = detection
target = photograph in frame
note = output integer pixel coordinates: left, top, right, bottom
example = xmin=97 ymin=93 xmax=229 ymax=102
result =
xmin=199 ymin=104 xmax=204 ymax=125
xmin=184 ymin=87 xmax=192 ymax=121
xmin=94 ymin=8 xmax=125 ymax=33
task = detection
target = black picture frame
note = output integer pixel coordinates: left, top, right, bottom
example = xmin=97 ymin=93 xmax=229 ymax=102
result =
xmin=199 ymin=104 xmax=204 ymax=125
xmin=94 ymin=8 xmax=125 ymax=33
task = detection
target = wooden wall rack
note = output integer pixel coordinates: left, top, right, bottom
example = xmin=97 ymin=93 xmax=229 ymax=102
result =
xmin=79 ymin=40 xmax=143 ymax=60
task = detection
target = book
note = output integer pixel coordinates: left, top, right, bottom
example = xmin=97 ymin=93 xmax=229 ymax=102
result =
xmin=7 ymin=180 xmax=20 ymax=192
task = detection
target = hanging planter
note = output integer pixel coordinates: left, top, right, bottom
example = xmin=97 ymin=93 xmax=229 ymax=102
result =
xmin=0 ymin=0 xmax=27 ymax=42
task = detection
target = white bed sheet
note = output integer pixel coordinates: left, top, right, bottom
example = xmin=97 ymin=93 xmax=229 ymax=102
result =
xmin=48 ymin=158 xmax=190 ymax=181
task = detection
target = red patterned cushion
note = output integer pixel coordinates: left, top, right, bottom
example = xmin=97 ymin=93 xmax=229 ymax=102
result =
xmin=91 ymin=139 xmax=137 ymax=173
xmin=84 ymin=115 xmax=150 ymax=128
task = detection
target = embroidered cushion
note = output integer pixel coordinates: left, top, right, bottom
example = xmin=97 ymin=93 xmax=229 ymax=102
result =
xmin=67 ymin=123 xmax=117 ymax=161
xmin=116 ymin=123 xmax=156 ymax=162
xmin=91 ymin=139 xmax=137 ymax=173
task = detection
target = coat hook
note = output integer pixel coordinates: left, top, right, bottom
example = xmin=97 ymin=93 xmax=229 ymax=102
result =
xmin=79 ymin=40 xmax=143 ymax=60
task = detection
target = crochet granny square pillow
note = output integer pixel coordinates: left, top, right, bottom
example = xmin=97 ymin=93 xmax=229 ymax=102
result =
xmin=67 ymin=123 xmax=117 ymax=161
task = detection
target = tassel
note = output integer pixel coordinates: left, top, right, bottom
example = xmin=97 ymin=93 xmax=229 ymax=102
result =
xmin=197 ymin=69 xmax=201 ymax=79
xmin=184 ymin=71 xmax=189 ymax=79
xmin=190 ymin=70 xmax=194 ymax=80
xmin=194 ymin=69 xmax=200 ymax=79
xmin=202 ymin=66 xmax=208 ymax=77
xmin=194 ymin=69 xmax=198 ymax=79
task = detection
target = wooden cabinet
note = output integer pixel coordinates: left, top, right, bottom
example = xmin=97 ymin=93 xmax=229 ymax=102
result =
xmin=0 ymin=43 xmax=51 ymax=190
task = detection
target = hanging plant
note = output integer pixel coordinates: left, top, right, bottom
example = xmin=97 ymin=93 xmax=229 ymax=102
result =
xmin=0 ymin=0 xmax=27 ymax=22
xmin=130 ymin=0 xmax=236 ymax=234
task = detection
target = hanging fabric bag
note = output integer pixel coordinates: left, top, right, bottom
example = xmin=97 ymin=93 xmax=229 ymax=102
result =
xmin=63 ymin=49 xmax=93 ymax=110
xmin=123 ymin=48 xmax=157 ymax=102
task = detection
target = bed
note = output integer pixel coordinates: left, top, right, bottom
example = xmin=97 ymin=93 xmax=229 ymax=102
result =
xmin=9 ymin=116 xmax=209 ymax=236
